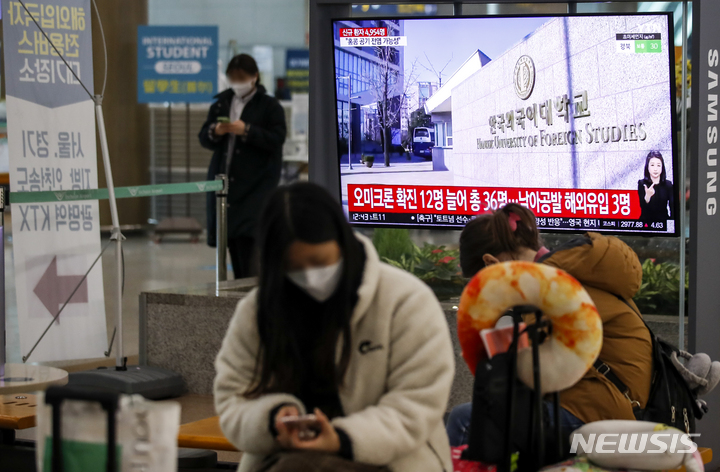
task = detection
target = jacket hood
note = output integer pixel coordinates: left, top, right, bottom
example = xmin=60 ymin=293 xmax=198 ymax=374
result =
xmin=540 ymin=232 xmax=642 ymax=299
xmin=351 ymin=233 xmax=381 ymax=325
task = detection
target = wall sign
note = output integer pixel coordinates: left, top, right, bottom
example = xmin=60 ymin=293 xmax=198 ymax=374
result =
xmin=286 ymin=49 xmax=309 ymax=94
xmin=137 ymin=25 xmax=218 ymax=103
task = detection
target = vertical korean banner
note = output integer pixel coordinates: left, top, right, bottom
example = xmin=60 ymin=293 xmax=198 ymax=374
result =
xmin=4 ymin=0 xmax=107 ymax=361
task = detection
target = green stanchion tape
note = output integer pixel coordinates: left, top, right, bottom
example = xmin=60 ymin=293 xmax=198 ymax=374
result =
xmin=9 ymin=180 xmax=224 ymax=204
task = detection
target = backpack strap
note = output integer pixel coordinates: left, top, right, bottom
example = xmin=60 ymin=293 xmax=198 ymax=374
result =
xmin=594 ymin=358 xmax=627 ymax=392
xmin=592 ymin=295 xmax=648 ymax=409
xmin=593 ymin=358 xmax=641 ymax=408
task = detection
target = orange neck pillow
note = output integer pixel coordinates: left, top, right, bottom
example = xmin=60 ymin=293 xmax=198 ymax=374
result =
xmin=457 ymin=261 xmax=603 ymax=394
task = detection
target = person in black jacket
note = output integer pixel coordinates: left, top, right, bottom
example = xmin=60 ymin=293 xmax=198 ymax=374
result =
xmin=199 ymin=54 xmax=287 ymax=279
xmin=637 ymin=151 xmax=674 ymax=226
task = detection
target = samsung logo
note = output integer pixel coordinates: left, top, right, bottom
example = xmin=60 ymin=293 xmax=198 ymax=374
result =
xmin=707 ymin=49 xmax=719 ymax=215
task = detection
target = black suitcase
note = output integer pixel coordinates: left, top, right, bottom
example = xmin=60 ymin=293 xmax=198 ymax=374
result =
xmin=461 ymin=306 xmax=564 ymax=472
xmin=44 ymin=386 xmax=120 ymax=472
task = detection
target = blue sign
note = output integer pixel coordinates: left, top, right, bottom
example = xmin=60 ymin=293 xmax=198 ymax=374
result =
xmin=137 ymin=25 xmax=218 ymax=103
xmin=285 ymin=49 xmax=309 ymax=93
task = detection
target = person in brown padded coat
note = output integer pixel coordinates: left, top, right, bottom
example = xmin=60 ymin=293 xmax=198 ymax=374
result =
xmin=446 ymin=203 xmax=652 ymax=446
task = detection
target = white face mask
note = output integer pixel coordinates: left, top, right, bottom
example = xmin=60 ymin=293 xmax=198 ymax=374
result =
xmin=287 ymin=258 xmax=344 ymax=303
xmin=231 ymin=80 xmax=254 ymax=97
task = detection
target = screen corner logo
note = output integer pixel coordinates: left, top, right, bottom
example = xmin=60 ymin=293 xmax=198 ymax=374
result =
xmin=514 ymin=55 xmax=536 ymax=100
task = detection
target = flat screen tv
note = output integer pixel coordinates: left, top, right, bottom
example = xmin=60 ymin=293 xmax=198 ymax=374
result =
xmin=331 ymin=13 xmax=679 ymax=235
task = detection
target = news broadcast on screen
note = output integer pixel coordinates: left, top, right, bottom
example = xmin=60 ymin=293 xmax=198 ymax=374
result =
xmin=333 ymin=14 xmax=679 ymax=235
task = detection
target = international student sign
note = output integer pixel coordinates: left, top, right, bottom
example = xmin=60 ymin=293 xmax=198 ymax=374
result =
xmin=3 ymin=0 xmax=107 ymax=361
xmin=137 ymin=25 xmax=218 ymax=103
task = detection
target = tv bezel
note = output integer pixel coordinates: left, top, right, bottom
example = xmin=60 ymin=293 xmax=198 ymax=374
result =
xmin=330 ymin=12 xmax=679 ymax=237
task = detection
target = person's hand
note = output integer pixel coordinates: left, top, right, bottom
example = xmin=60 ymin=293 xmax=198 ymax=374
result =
xmin=644 ymin=183 xmax=656 ymax=203
xmin=214 ymin=123 xmax=230 ymax=136
xmin=228 ymin=120 xmax=246 ymax=135
xmin=274 ymin=405 xmax=300 ymax=449
xmin=289 ymin=409 xmax=341 ymax=453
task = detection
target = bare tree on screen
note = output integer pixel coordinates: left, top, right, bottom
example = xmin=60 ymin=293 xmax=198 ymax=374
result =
xmin=365 ymin=46 xmax=419 ymax=167
xmin=421 ymin=52 xmax=453 ymax=87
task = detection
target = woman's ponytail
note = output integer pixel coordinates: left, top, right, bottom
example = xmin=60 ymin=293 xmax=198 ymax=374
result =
xmin=500 ymin=203 xmax=541 ymax=252
xmin=459 ymin=203 xmax=542 ymax=277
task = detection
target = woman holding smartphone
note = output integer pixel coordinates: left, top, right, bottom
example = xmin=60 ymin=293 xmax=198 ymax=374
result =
xmin=214 ymin=183 xmax=454 ymax=472
xmin=199 ymin=54 xmax=286 ymax=279
xmin=638 ymin=151 xmax=674 ymax=226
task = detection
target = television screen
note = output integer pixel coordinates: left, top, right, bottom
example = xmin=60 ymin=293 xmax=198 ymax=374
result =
xmin=332 ymin=14 xmax=678 ymax=235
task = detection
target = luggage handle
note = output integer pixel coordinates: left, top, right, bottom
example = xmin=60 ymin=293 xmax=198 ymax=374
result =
xmin=45 ymin=386 xmax=120 ymax=472
xmin=463 ymin=305 xmax=563 ymax=472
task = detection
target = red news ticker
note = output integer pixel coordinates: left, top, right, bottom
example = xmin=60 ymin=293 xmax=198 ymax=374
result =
xmin=339 ymin=27 xmax=388 ymax=38
xmin=348 ymin=184 xmax=642 ymax=220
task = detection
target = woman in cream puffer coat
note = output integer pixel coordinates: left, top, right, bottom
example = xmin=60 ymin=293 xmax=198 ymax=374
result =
xmin=214 ymin=183 xmax=454 ymax=472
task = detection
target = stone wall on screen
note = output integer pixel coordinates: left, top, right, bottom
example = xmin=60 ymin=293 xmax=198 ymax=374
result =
xmin=451 ymin=15 xmax=674 ymax=191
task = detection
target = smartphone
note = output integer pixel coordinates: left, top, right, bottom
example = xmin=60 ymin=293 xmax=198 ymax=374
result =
xmin=480 ymin=323 xmax=529 ymax=358
xmin=216 ymin=116 xmax=230 ymax=123
xmin=278 ymin=414 xmax=320 ymax=440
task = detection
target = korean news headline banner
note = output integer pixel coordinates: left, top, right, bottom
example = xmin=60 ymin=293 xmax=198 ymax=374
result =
xmin=4 ymin=0 xmax=107 ymax=361
xmin=348 ymin=184 xmax=643 ymax=231
xmin=137 ymin=25 xmax=218 ymax=103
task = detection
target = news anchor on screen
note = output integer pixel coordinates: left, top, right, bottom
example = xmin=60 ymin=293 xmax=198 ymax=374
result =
xmin=638 ymin=151 xmax=674 ymax=224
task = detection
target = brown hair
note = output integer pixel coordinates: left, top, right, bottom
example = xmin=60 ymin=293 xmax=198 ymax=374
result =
xmin=459 ymin=203 xmax=542 ymax=278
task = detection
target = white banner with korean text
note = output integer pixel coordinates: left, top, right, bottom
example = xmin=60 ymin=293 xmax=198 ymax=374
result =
xmin=4 ymin=0 xmax=107 ymax=361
